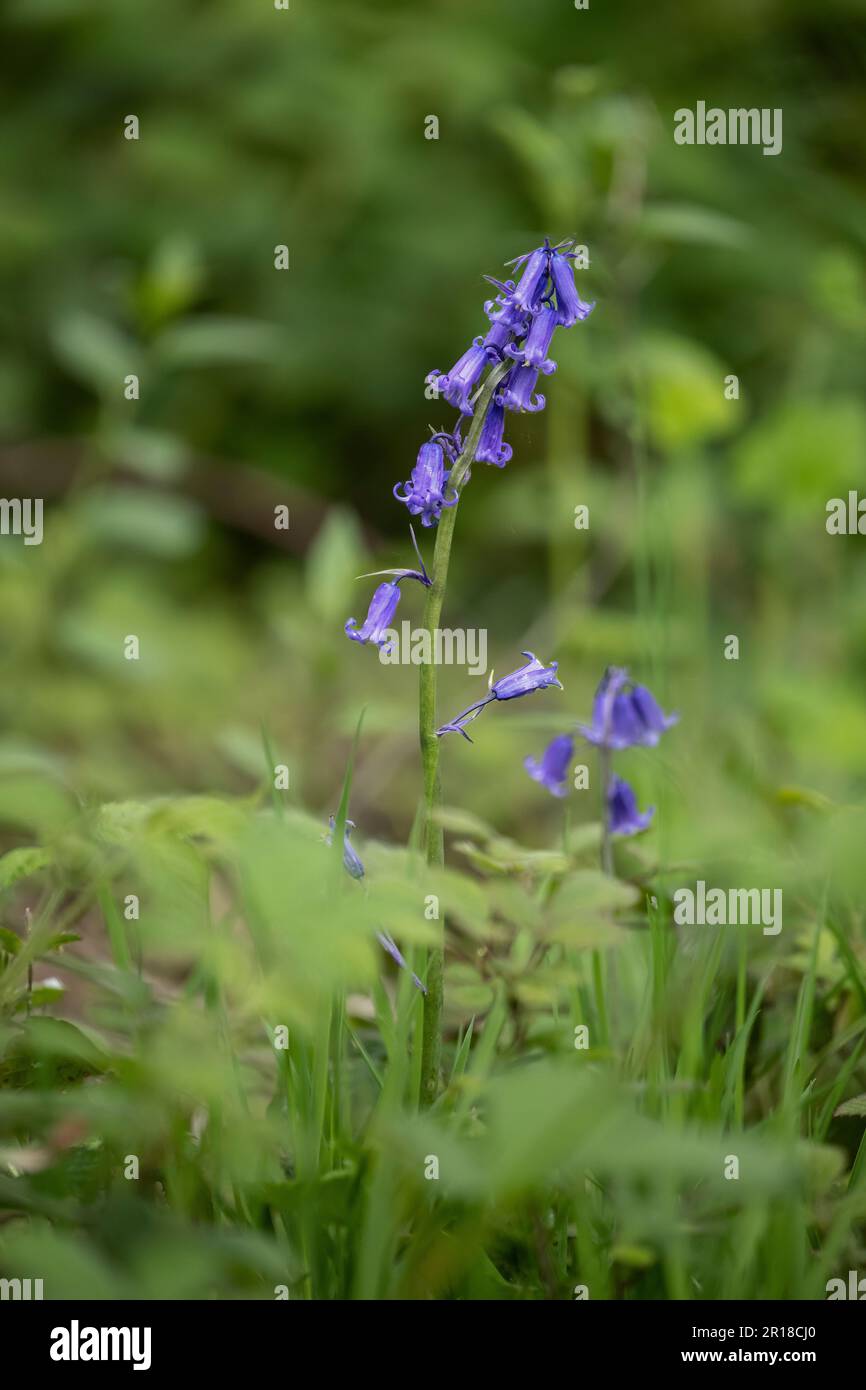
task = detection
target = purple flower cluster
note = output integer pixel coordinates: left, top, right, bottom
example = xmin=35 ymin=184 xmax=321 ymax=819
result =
xmin=346 ymin=239 xmax=592 ymax=658
xmin=398 ymin=239 xmax=593 ymax=524
xmin=524 ymin=668 xmax=678 ymax=839
xmin=579 ymin=667 xmax=678 ymax=751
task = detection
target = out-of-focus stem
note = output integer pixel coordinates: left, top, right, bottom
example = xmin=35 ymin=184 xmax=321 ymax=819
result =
xmin=599 ymin=745 xmax=613 ymax=875
xmin=595 ymin=746 xmax=613 ymax=1045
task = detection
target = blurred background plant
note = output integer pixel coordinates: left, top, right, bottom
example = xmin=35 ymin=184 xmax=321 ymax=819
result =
xmin=1 ymin=0 xmax=866 ymax=1299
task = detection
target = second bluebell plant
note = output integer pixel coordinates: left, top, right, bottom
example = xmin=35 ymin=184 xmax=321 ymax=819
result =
xmin=524 ymin=666 xmax=678 ymax=851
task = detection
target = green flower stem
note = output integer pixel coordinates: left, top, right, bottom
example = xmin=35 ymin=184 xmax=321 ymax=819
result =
xmin=418 ymin=359 xmax=511 ymax=1108
xmin=595 ymin=746 xmax=613 ymax=1049
xmin=600 ymin=745 xmax=613 ymax=876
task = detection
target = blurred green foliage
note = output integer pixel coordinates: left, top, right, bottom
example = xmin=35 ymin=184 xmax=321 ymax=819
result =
xmin=1 ymin=0 xmax=864 ymax=835
xmin=1 ymin=0 xmax=866 ymax=1301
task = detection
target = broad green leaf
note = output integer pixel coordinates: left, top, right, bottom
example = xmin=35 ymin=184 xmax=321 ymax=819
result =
xmin=446 ymin=963 xmax=495 ymax=1015
xmin=155 ymin=316 xmax=285 ymax=367
xmin=305 ymin=508 xmax=366 ymax=624
xmin=0 ymin=774 xmax=77 ymax=838
xmin=362 ymin=876 xmax=439 ymax=946
xmin=238 ymin=817 xmax=374 ymax=1033
xmin=102 ymin=425 xmax=189 ymax=482
xmin=487 ymin=881 xmax=540 ymax=933
xmin=0 ymin=845 xmax=53 ymax=891
xmin=638 ymin=333 xmax=740 ymax=452
xmin=546 ymin=870 xmax=639 ymax=937
xmin=51 ymin=312 xmax=141 ymax=397
xmin=484 ymin=837 xmax=571 ymax=874
xmin=735 ymin=398 xmax=866 ymax=512
xmin=434 ymin=806 xmax=495 ymax=841
xmin=75 ymin=487 xmax=205 ymax=560
xmin=0 ymin=1228 xmax=122 ymax=1300
xmin=639 ymin=202 xmax=751 ymax=250
xmin=425 ymin=866 xmax=490 ymax=939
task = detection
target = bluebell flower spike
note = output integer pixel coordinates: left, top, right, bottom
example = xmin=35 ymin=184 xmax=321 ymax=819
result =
xmin=389 ymin=238 xmax=592 ymax=534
